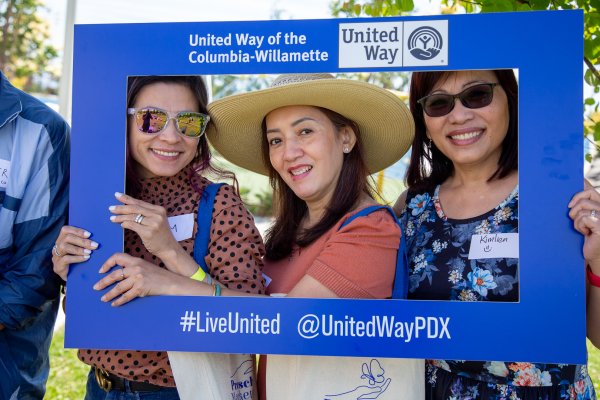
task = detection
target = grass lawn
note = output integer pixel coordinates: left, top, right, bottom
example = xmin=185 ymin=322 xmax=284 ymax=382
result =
xmin=47 ymin=327 xmax=87 ymax=398
xmin=47 ymin=325 xmax=600 ymax=398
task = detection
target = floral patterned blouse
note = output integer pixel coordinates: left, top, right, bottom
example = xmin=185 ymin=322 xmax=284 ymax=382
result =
xmin=400 ymin=185 xmax=594 ymax=399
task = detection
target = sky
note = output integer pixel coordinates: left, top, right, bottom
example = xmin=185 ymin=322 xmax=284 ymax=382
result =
xmin=42 ymin=0 xmax=440 ymax=49
xmin=39 ymin=0 xmax=598 ymax=119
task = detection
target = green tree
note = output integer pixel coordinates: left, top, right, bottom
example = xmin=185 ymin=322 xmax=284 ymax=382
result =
xmin=331 ymin=0 xmax=600 ymax=155
xmin=0 ymin=0 xmax=58 ymax=89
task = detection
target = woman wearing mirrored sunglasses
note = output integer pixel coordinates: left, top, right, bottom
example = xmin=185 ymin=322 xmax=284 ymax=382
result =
xmin=394 ymin=69 xmax=597 ymax=399
xmin=52 ymin=75 xmax=265 ymax=400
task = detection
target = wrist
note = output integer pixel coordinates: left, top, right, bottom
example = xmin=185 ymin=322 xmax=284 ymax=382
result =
xmin=587 ymin=265 xmax=600 ymax=288
xmin=159 ymin=247 xmax=196 ymax=276
xmin=190 ymin=267 xmax=206 ymax=282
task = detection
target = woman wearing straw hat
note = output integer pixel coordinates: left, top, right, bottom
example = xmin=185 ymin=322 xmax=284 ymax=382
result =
xmin=206 ymin=73 xmax=423 ymax=400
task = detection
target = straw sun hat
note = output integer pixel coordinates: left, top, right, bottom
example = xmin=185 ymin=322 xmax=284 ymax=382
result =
xmin=206 ymin=73 xmax=414 ymax=175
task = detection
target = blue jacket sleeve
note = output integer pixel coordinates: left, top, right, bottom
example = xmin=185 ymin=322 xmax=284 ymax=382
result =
xmin=0 ymin=114 xmax=69 ymax=330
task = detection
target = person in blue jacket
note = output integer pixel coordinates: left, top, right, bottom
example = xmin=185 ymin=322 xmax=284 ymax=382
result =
xmin=0 ymin=71 xmax=70 ymax=399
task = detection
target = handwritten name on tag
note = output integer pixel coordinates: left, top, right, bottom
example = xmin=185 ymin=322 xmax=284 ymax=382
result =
xmin=168 ymin=213 xmax=194 ymax=242
xmin=0 ymin=159 xmax=10 ymax=189
xmin=468 ymin=233 xmax=519 ymax=259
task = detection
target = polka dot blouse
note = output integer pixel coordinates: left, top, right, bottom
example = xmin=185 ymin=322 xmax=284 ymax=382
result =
xmin=78 ymin=167 xmax=265 ymax=387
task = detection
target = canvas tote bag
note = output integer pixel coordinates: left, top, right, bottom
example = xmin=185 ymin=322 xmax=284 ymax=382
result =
xmin=266 ymin=355 xmax=424 ymax=399
xmin=169 ymin=352 xmax=257 ymax=400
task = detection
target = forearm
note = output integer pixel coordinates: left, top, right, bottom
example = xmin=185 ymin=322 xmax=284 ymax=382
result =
xmin=587 ymin=263 xmax=600 ymax=348
xmin=587 ymin=287 xmax=600 ymax=348
xmin=159 ymin=270 xmax=258 ymax=297
xmin=159 ymin=246 xmax=200 ymax=277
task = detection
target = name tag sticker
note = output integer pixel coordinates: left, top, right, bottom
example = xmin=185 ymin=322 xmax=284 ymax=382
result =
xmin=168 ymin=213 xmax=194 ymax=242
xmin=468 ymin=233 xmax=519 ymax=259
xmin=0 ymin=159 xmax=10 ymax=189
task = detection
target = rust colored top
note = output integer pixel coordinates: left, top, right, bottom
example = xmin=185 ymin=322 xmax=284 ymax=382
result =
xmin=263 ymin=206 xmax=400 ymax=298
xmin=78 ymin=167 xmax=265 ymax=386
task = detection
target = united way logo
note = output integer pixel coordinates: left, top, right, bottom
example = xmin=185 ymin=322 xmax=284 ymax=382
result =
xmin=407 ymin=26 xmax=443 ymax=60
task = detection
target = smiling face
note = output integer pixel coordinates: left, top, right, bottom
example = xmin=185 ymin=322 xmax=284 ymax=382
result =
xmin=128 ymin=82 xmax=200 ymax=179
xmin=265 ymin=105 xmax=355 ymax=216
xmin=424 ymin=70 xmax=510 ymax=174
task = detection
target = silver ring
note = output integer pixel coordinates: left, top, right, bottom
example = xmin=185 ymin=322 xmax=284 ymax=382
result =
xmin=592 ymin=210 xmax=597 ymax=218
xmin=134 ymin=214 xmax=145 ymax=224
xmin=53 ymin=245 xmax=62 ymax=257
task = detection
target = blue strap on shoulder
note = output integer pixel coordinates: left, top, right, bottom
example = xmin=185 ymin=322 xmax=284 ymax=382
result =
xmin=339 ymin=205 xmax=408 ymax=299
xmin=193 ymin=183 xmax=225 ymax=274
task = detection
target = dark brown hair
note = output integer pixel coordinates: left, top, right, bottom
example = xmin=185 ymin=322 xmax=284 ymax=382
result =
xmin=405 ymin=69 xmax=518 ymax=192
xmin=125 ymin=75 xmax=236 ymax=194
xmin=261 ymin=107 xmax=375 ymax=260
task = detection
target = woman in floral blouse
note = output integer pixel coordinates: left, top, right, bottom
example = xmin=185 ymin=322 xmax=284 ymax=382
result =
xmin=394 ymin=69 xmax=598 ymax=399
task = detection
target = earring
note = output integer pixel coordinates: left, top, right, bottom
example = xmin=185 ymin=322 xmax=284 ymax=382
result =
xmin=343 ymin=146 xmax=350 ymax=153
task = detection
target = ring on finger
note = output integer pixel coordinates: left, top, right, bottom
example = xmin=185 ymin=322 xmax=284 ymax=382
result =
xmin=592 ymin=210 xmax=597 ymax=218
xmin=134 ymin=213 xmax=145 ymax=224
xmin=120 ymin=269 xmax=125 ymax=280
xmin=53 ymin=244 xmax=62 ymax=257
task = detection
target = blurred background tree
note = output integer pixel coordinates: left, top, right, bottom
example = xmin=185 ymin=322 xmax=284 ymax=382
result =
xmin=331 ymin=0 xmax=600 ymax=159
xmin=0 ymin=0 xmax=59 ymax=91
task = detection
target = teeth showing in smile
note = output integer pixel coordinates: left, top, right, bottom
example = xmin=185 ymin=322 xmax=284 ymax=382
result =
xmin=153 ymin=149 xmax=179 ymax=157
xmin=450 ymin=131 xmax=481 ymax=141
xmin=291 ymin=166 xmax=312 ymax=176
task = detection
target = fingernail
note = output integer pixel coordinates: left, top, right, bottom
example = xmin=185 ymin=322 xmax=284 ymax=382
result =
xmin=109 ymin=206 xmax=116 ymax=211
xmin=115 ymin=192 xmax=123 ymax=198
xmin=93 ymin=284 xmax=99 ymax=290
xmin=110 ymin=216 xmax=116 ymax=222
xmin=90 ymin=241 xmax=99 ymax=249
xmin=84 ymin=231 xmax=91 ymax=238
xmin=83 ymin=249 xmax=92 ymax=255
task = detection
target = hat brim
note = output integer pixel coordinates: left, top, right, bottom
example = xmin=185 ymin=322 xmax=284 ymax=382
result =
xmin=207 ymin=78 xmax=414 ymax=176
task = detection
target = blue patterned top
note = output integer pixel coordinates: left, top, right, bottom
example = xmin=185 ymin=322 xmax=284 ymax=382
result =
xmin=400 ymin=186 xmax=594 ymax=398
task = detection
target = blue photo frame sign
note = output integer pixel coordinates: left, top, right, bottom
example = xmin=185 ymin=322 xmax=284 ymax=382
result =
xmin=68 ymin=10 xmax=585 ymax=364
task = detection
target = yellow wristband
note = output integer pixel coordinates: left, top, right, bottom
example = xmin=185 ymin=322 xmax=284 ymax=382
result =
xmin=190 ymin=267 xmax=207 ymax=282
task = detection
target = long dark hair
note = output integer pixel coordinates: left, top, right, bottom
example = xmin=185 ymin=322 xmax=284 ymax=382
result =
xmin=405 ymin=69 xmax=518 ymax=192
xmin=126 ymin=75 xmax=236 ymax=194
xmin=262 ymin=107 xmax=375 ymax=261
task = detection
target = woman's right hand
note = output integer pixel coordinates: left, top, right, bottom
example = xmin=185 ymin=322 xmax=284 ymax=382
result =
xmin=52 ymin=226 xmax=99 ymax=281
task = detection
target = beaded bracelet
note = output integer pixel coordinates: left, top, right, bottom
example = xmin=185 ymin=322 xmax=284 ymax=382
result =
xmin=588 ymin=266 xmax=600 ymax=288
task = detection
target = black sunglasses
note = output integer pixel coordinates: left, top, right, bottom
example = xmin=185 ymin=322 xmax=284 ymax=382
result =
xmin=417 ymin=83 xmax=499 ymax=117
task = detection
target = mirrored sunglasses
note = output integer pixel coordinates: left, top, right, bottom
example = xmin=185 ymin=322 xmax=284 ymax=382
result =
xmin=417 ymin=83 xmax=499 ymax=118
xmin=127 ymin=107 xmax=210 ymax=138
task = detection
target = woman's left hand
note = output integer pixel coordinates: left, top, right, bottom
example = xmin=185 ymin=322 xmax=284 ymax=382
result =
xmin=109 ymin=192 xmax=179 ymax=260
xmin=94 ymin=252 xmax=176 ymax=306
xmin=568 ymin=182 xmax=600 ymax=269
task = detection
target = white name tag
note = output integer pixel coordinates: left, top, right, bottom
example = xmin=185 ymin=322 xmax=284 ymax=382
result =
xmin=0 ymin=159 xmax=10 ymax=189
xmin=168 ymin=213 xmax=195 ymax=242
xmin=468 ymin=233 xmax=519 ymax=259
